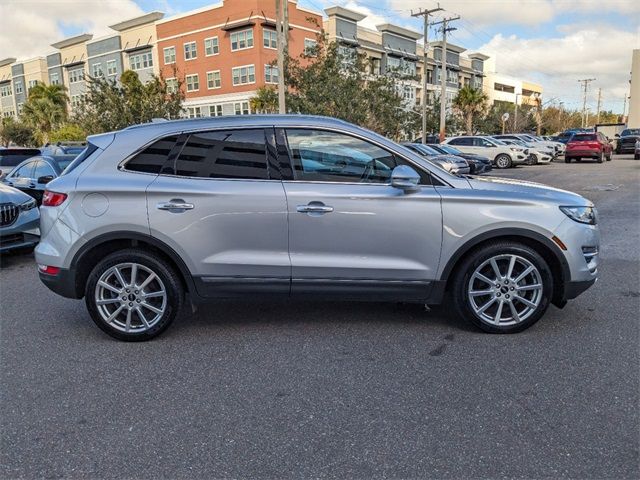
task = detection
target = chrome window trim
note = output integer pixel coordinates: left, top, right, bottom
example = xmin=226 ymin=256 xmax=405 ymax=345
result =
xmin=118 ymin=123 xmax=454 ymax=187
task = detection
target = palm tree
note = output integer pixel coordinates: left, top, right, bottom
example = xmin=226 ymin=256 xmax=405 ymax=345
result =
xmin=21 ymin=82 xmax=69 ymax=144
xmin=453 ymin=86 xmax=489 ymax=135
xmin=250 ymin=86 xmax=278 ymax=113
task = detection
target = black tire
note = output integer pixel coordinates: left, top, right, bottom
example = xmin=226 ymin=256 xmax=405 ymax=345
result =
xmin=528 ymin=154 xmax=537 ymax=165
xmin=85 ymin=249 xmax=183 ymax=341
xmin=606 ymin=153 xmax=612 ymax=161
xmin=596 ymin=152 xmax=603 ymax=163
xmin=450 ymin=241 xmax=554 ymax=334
xmin=635 ymin=153 xmax=640 ymax=160
xmin=565 ymin=157 xmax=572 ymax=163
xmin=495 ymin=154 xmax=512 ymax=169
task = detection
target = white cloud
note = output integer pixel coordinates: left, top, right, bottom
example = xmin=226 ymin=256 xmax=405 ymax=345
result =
xmin=387 ymin=0 xmax=640 ymax=27
xmin=0 ymin=0 xmax=144 ymax=61
xmin=478 ymin=24 xmax=639 ymax=111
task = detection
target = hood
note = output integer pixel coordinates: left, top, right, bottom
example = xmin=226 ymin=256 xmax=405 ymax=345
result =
xmin=467 ymin=175 xmax=591 ymax=205
xmin=0 ymin=182 xmax=33 ymax=204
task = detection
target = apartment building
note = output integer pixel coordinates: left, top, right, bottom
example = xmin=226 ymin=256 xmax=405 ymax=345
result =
xmin=49 ymin=34 xmax=93 ymax=111
xmin=0 ymin=58 xmax=16 ymax=118
xmin=482 ymin=57 xmax=543 ymax=106
xmin=8 ymin=57 xmax=49 ymax=115
xmin=156 ymin=0 xmax=321 ymax=118
xmin=322 ymin=7 xmax=487 ymax=112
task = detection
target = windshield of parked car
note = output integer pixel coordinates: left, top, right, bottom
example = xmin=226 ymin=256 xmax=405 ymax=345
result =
xmin=435 ymin=144 xmax=462 ymax=155
xmin=621 ymin=129 xmax=640 ymax=136
xmin=490 ymin=138 xmax=507 ymax=145
xmin=408 ymin=144 xmax=441 ymax=156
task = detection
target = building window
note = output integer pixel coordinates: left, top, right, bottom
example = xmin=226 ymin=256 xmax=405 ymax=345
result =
xmin=70 ymin=94 xmax=84 ymax=108
xmin=166 ymin=78 xmax=178 ymax=93
xmin=186 ymin=106 xmax=202 ymax=118
xmin=27 ymin=80 xmax=39 ymax=91
xmin=231 ymin=29 xmax=254 ymax=51
xmin=263 ymin=29 xmax=277 ymax=49
xmin=0 ymin=85 xmax=12 ymax=97
xmin=129 ymin=52 xmax=153 ymax=70
xmin=16 ymin=102 xmax=24 ymax=114
xmin=205 ymin=37 xmax=219 ymax=56
xmin=186 ymin=74 xmax=199 ymax=92
xmin=234 ymin=101 xmax=250 ymax=115
xmin=232 ymin=65 xmax=255 ymax=86
xmin=446 ymin=69 xmax=458 ymax=85
xmin=304 ymin=38 xmax=317 ymax=56
xmin=338 ymin=45 xmax=357 ymax=64
xmin=68 ymin=68 xmax=84 ymax=83
xmin=163 ymin=46 xmax=176 ymax=64
xmin=370 ymin=58 xmax=381 ymax=75
xmin=264 ymin=64 xmax=278 ymax=84
xmin=206 ymin=70 xmax=221 ymax=89
xmin=209 ymin=104 xmax=223 ymax=116
xmin=91 ymin=63 xmax=103 ymax=78
xmin=184 ymin=41 xmax=197 ymax=60
xmin=49 ymin=72 xmax=60 ymax=85
xmin=106 ymin=60 xmax=117 ymax=76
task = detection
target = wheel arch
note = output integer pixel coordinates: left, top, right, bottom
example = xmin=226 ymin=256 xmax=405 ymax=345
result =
xmin=439 ymin=228 xmax=570 ymax=307
xmin=71 ymin=231 xmax=196 ymax=300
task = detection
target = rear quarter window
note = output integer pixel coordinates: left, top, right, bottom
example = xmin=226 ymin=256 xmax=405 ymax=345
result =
xmin=125 ymin=136 xmax=178 ymax=174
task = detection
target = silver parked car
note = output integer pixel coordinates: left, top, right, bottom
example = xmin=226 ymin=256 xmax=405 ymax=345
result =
xmin=35 ymin=116 xmax=599 ymax=340
xmin=0 ymin=183 xmax=40 ymax=253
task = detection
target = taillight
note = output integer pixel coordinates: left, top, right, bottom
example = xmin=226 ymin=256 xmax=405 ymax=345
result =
xmin=42 ymin=190 xmax=67 ymax=207
xmin=38 ymin=265 xmax=60 ymax=275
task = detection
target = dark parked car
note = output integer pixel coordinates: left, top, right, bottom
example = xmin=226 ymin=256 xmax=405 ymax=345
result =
xmin=428 ymin=144 xmax=493 ymax=174
xmin=0 ymin=183 xmax=40 ymax=253
xmin=0 ymin=148 xmax=41 ymax=179
xmin=615 ymin=128 xmax=640 ymax=154
xmin=565 ymin=132 xmax=613 ymax=163
xmin=3 ymin=155 xmax=75 ymax=204
xmin=555 ymin=129 xmax=591 ymax=144
xmin=402 ymin=143 xmax=470 ymax=174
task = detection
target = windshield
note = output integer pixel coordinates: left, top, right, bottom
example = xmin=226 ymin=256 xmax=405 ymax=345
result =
xmin=409 ymin=144 xmax=441 ymax=156
xmin=621 ymin=129 xmax=640 ymax=136
xmin=436 ymin=144 xmax=462 ymax=155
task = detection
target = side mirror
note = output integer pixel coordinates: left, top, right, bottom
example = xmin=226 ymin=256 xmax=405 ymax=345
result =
xmin=37 ymin=175 xmax=54 ymax=184
xmin=391 ymin=165 xmax=421 ymax=193
xmin=615 ymin=134 xmax=620 ymax=138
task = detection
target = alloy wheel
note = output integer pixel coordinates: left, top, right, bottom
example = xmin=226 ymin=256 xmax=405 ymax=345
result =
xmin=94 ymin=262 xmax=167 ymax=333
xmin=467 ymin=254 xmax=543 ymax=326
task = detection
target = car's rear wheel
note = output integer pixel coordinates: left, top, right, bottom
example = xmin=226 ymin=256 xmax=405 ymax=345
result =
xmin=85 ymin=249 xmax=183 ymax=341
xmin=635 ymin=153 xmax=640 ymax=160
xmin=495 ymin=154 xmax=512 ymax=169
xmin=606 ymin=152 xmax=612 ymax=161
xmin=451 ymin=242 xmax=553 ymax=333
xmin=565 ymin=157 xmax=572 ymax=163
xmin=597 ymin=152 xmax=604 ymax=163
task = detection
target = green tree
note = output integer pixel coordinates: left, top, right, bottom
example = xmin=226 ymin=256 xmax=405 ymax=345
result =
xmin=284 ymin=37 xmax=418 ymax=140
xmin=452 ymin=86 xmax=489 ymax=135
xmin=250 ymin=86 xmax=278 ymax=113
xmin=0 ymin=117 xmax=38 ymax=147
xmin=49 ymin=123 xmax=87 ymax=143
xmin=21 ymin=82 xmax=69 ymax=144
xmin=74 ymin=70 xmax=184 ymax=134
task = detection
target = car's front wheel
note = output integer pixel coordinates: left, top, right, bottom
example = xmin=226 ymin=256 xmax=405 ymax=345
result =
xmin=85 ymin=249 xmax=183 ymax=341
xmin=495 ymin=154 xmax=512 ymax=169
xmin=451 ymin=242 xmax=553 ymax=333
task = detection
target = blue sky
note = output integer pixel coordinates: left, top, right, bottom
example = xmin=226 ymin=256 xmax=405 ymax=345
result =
xmin=2 ymin=0 xmax=638 ymax=112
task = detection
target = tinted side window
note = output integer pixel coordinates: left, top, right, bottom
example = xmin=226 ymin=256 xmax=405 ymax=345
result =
xmin=126 ymin=136 xmax=177 ymax=174
xmin=285 ymin=129 xmax=430 ymax=185
xmin=174 ymin=129 xmax=268 ymax=180
xmin=33 ymin=161 xmax=56 ymax=179
xmin=449 ymin=137 xmax=472 ymax=146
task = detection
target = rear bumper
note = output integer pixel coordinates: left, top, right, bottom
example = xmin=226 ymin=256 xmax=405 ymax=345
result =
xmin=39 ymin=267 xmax=81 ymax=299
xmin=566 ymin=149 xmax=600 ymax=158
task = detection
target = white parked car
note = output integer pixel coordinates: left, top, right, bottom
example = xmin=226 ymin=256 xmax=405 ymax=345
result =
xmin=443 ymin=136 xmax=528 ymax=169
xmin=492 ymin=137 xmax=552 ymax=165
xmin=494 ymin=134 xmax=558 ymax=159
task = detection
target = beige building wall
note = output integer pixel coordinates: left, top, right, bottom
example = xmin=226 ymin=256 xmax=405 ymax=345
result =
xmin=628 ymin=49 xmax=639 ymax=128
xmin=0 ymin=59 xmax=15 ymax=117
xmin=22 ymin=57 xmax=49 ymax=91
xmin=119 ymin=22 xmax=161 ymax=77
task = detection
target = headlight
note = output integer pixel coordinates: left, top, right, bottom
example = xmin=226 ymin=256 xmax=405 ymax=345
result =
xmin=509 ymin=147 xmax=521 ymax=152
xmin=560 ymin=206 xmax=597 ymax=225
xmin=20 ymin=198 xmax=37 ymax=211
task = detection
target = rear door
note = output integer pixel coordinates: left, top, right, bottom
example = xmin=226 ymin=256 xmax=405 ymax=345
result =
xmin=279 ymin=127 xmax=443 ymax=301
xmin=145 ymin=128 xmax=290 ymax=298
xmin=447 ymin=137 xmax=475 ymax=155
xmin=4 ymin=161 xmax=36 ymax=194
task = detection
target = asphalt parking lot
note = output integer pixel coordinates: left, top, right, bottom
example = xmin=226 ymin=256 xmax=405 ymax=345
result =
xmin=1 ymin=155 xmax=639 ymax=479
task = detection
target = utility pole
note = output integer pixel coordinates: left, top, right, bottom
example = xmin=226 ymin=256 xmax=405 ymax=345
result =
xmin=578 ymin=78 xmax=595 ymax=128
xmin=596 ymin=87 xmax=602 ymax=124
xmin=513 ymin=93 xmax=521 ymax=133
xmin=412 ymin=5 xmax=443 ymax=144
xmin=432 ymin=16 xmax=459 ymax=142
xmin=276 ymin=0 xmax=288 ymax=114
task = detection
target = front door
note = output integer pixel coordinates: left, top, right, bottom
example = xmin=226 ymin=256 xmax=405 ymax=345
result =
xmin=279 ymin=128 xmax=443 ymax=301
xmin=146 ymin=128 xmax=290 ymax=298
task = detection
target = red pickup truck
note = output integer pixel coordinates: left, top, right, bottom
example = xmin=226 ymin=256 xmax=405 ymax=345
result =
xmin=565 ymin=132 xmax=613 ymax=163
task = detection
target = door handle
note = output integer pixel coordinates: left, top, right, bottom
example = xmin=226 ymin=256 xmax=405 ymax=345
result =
xmin=156 ymin=199 xmax=194 ymax=212
xmin=296 ymin=202 xmax=334 ymax=214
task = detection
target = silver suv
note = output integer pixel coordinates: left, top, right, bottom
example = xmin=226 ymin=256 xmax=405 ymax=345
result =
xmin=35 ymin=116 xmax=599 ymax=341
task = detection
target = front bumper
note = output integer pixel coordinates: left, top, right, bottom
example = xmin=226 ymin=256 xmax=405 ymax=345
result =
xmin=0 ymin=208 xmax=40 ymax=253
xmin=0 ymin=232 xmax=39 ymax=253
